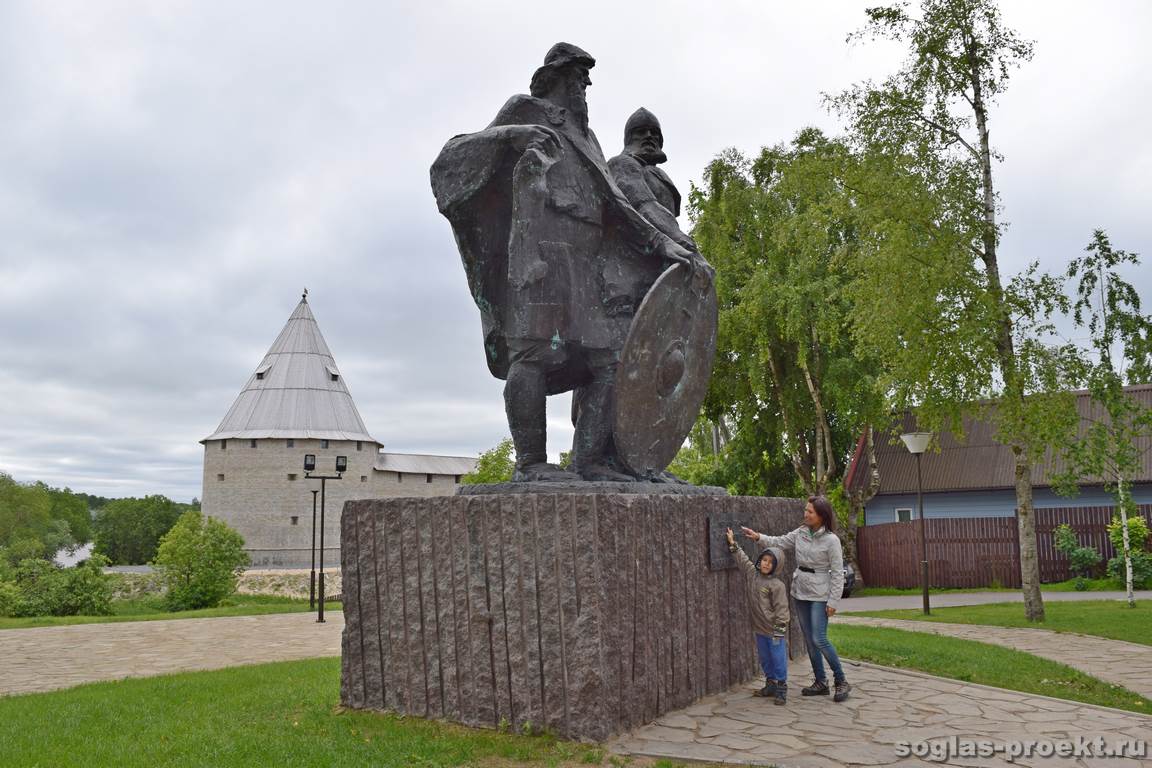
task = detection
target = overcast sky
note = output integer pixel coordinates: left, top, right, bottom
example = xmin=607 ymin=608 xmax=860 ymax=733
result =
xmin=1 ymin=0 xmax=1149 ymax=503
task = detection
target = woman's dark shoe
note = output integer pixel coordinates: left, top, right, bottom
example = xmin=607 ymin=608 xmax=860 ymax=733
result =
xmin=801 ymin=679 xmax=829 ymax=696
xmin=833 ymin=679 xmax=852 ymax=702
xmin=773 ymin=681 xmax=787 ymax=706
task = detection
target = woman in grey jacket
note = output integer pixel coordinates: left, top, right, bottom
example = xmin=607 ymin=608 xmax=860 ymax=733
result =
xmin=741 ymin=495 xmax=851 ymax=702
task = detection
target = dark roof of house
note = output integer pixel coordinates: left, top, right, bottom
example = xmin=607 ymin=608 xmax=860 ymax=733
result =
xmin=847 ymin=384 xmax=1152 ymax=496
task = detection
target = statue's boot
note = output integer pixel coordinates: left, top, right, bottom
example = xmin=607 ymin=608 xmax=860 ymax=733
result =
xmin=574 ymin=462 xmax=634 ymax=482
xmin=513 ymin=462 xmax=581 ymax=482
xmin=649 ymin=470 xmax=689 ymax=484
xmin=505 ymin=360 xmax=579 ymax=483
xmin=571 ymin=373 xmax=634 ymax=482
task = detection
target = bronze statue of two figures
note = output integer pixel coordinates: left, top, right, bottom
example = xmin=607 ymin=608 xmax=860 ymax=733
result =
xmin=431 ymin=42 xmax=717 ymax=485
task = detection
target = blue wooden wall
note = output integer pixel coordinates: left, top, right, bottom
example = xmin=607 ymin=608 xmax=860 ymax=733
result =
xmin=864 ymin=484 xmax=1152 ymax=527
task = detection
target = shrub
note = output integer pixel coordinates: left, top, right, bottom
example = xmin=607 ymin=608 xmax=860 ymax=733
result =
xmin=154 ymin=512 xmax=249 ymax=611
xmin=1053 ymin=522 xmax=1102 ymax=580
xmin=1107 ymin=551 xmax=1152 ymax=589
xmin=0 ymin=581 xmax=19 ymax=617
xmin=11 ymin=558 xmax=67 ymax=616
xmin=5 ymin=556 xmax=114 ymax=617
xmin=59 ymin=555 xmax=113 ymax=616
xmin=1108 ymin=514 xmax=1151 ymax=554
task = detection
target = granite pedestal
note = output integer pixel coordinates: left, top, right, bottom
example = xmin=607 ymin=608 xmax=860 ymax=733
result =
xmin=339 ymin=493 xmax=804 ymax=741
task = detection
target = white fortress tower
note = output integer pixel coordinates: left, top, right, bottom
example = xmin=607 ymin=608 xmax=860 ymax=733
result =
xmin=201 ymin=293 xmax=475 ymax=567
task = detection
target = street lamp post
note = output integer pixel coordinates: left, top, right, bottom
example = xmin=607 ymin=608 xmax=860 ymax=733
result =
xmin=900 ymin=432 xmax=933 ymax=615
xmin=309 ymin=489 xmax=319 ymax=610
xmin=304 ymin=453 xmax=346 ymax=623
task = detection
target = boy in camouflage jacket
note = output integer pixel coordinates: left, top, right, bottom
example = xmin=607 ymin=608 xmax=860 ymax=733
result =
xmin=726 ymin=527 xmax=790 ymax=704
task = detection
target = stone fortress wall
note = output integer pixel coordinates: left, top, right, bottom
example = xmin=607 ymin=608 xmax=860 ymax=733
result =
xmin=201 ymin=437 xmax=463 ymax=567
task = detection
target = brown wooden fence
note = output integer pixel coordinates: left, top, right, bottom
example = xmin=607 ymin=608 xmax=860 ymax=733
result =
xmin=857 ymin=505 xmax=1152 ymax=589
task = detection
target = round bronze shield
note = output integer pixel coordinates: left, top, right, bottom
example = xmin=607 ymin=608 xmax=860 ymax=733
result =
xmin=615 ymin=263 xmax=718 ymax=477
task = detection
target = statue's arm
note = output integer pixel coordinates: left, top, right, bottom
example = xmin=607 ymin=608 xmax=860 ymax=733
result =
xmin=609 ymin=155 xmax=696 ymax=252
xmin=431 ymin=97 xmax=560 ymax=216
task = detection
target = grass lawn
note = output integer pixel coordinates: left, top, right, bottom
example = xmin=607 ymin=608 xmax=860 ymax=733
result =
xmin=850 ymin=599 xmax=1152 ymax=646
xmin=830 ymin=624 xmax=1152 ymax=714
xmin=0 ymin=658 xmax=706 ymax=768
xmin=0 ymin=595 xmax=342 ymax=630
xmin=849 ymin=578 xmax=1138 ymax=598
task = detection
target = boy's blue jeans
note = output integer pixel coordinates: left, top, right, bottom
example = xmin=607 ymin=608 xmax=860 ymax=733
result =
xmin=794 ymin=598 xmax=845 ymax=683
xmin=755 ymin=633 xmax=788 ymax=681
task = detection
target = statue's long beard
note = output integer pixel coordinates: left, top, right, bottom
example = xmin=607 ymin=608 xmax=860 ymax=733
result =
xmin=566 ymin=83 xmax=589 ymax=134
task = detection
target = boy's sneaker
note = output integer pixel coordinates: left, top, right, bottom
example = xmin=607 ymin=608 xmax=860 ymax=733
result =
xmin=801 ymin=679 xmax=829 ymax=696
xmin=833 ymin=679 xmax=852 ymax=702
xmin=754 ymin=680 xmax=778 ymax=697
xmin=773 ymin=681 xmax=787 ymax=706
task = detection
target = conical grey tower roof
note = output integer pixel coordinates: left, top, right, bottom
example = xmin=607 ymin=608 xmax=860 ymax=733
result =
xmin=203 ymin=295 xmax=377 ymax=443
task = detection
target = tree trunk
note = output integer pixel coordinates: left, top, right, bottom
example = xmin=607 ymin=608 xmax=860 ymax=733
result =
xmin=970 ymin=50 xmax=1045 ymax=623
xmin=1014 ymin=448 xmax=1045 ymax=621
xmin=844 ymin=426 xmax=881 ymax=588
xmin=1117 ymin=476 xmax=1136 ymax=608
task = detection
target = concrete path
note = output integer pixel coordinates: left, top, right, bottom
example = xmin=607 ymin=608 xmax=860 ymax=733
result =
xmin=0 ymin=613 xmax=342 ymax=696
xmin=839 ymin=590 xmax=1138 ymax=613
xmin=609 ymin=659 xmax=1152 ymax=767
xmin=835 ymin=615 xmax=1152 ymax=700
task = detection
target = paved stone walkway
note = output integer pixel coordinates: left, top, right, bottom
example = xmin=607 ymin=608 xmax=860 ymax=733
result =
xmin=836 ymin=615 xmax=1152 ymax=700
xmin=0 ymin=613 xmax=342 ymax=696
xmin=609 ymin=659 xmax=1152 ymax=767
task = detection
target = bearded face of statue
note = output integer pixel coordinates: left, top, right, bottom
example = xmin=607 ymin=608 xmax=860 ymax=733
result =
xmin=627 ymin=124 xmax=666 ymax=165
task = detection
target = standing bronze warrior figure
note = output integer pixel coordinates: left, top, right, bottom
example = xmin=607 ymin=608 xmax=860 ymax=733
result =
xmin=431 ymin=43 xmax=715 ymax=483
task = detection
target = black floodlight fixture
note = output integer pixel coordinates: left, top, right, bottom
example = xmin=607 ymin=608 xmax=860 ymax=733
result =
xmin=304 ymin=454 xmax=317 ymax=472
xmin=335 ymin=455 xmax=348 ymax=474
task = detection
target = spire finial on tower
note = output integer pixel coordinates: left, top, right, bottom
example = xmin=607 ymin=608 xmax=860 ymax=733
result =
xmin=302 ymin=287 xmax=308 ymax=303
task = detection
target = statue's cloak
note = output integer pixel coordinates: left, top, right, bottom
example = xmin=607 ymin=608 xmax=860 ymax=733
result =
xmin=430 ymin=94 xmax=665 ymax=392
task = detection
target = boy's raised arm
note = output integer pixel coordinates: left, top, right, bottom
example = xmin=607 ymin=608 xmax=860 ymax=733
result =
xmin=725 ymin=528 xmax=755 ymax=575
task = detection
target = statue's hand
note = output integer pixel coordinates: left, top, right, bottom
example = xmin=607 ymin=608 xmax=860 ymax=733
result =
xmin=660 ymin=239 xmax=694 ymax=267
xmin=504 ymin=125 xmax=561 ymax=157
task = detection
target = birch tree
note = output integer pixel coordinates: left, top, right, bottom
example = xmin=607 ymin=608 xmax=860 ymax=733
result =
xmin=831 ymin=0 xmax=1080 ymax=620
xmin=1056 ymin=231 xmax=1152 ymax=607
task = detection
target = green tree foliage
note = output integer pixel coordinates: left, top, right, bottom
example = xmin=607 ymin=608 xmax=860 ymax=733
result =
xmin=460 ymin=438 xmax=515 ymax=484
xmin=687 ymin=130 xmax=885 ymax=575
xmin=668 ymin=417 xmax=802 ymax=497
xmin=93 ymin=495 xmax=184 ymax=565
xmin=1054 ymin=231 xmax=1152 ymax=606
xmin=0 ymin=556 xmax=113 ymax=618
xmin=154 ymin=511 xmax=249 ymax=611
xmin=38 ymin=484 xmax=92 ymax=544
xmin=0 ymin=473 xmax=91 ymax=564
xmin=689 ymin=131 xmax=885 ymax=495
xmin=830 ymin=0 xmax=1083 ymax=621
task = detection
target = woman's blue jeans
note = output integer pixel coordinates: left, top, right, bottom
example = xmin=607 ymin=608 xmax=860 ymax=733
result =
xmin=794 ymin=598 xmax=845 ymax=683
xmin=755 ymin=634 xmax=788 ymax=681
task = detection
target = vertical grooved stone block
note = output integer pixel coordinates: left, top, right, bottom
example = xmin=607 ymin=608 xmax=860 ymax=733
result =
xmin=384 ymin=504 xmax=407 ymax=711
xmin=341 ymin=494 xmax=802 ymax=742
xmin=515 ymin=496 xmax=544 ymax=731
xmin=401 ymin=499 xmax=428 ymax=718
xmin=431 ymin=500 xmax=459 ymax=722
xmin=448 ymin=501 xmax=474 ymax=723
xmin=416 ymin=500 xmax=444 ymax=720
xmin=340 ymin=506 xmax=363 ymax=709
xmin=484 ymin=495 xmax=514 ymax=727
xmin=465 ymin=497 xmax=497 ymax=727
xmin=356 ymin=509 xmax=382 ymax=709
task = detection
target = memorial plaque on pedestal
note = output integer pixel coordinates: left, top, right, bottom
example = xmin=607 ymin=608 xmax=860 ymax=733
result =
xmin=706 ymin=511 xmax=757 ymax=571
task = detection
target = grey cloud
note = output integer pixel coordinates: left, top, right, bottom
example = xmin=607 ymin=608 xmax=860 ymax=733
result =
xmin=1 ymin=0 xmax=1149 ymax=502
